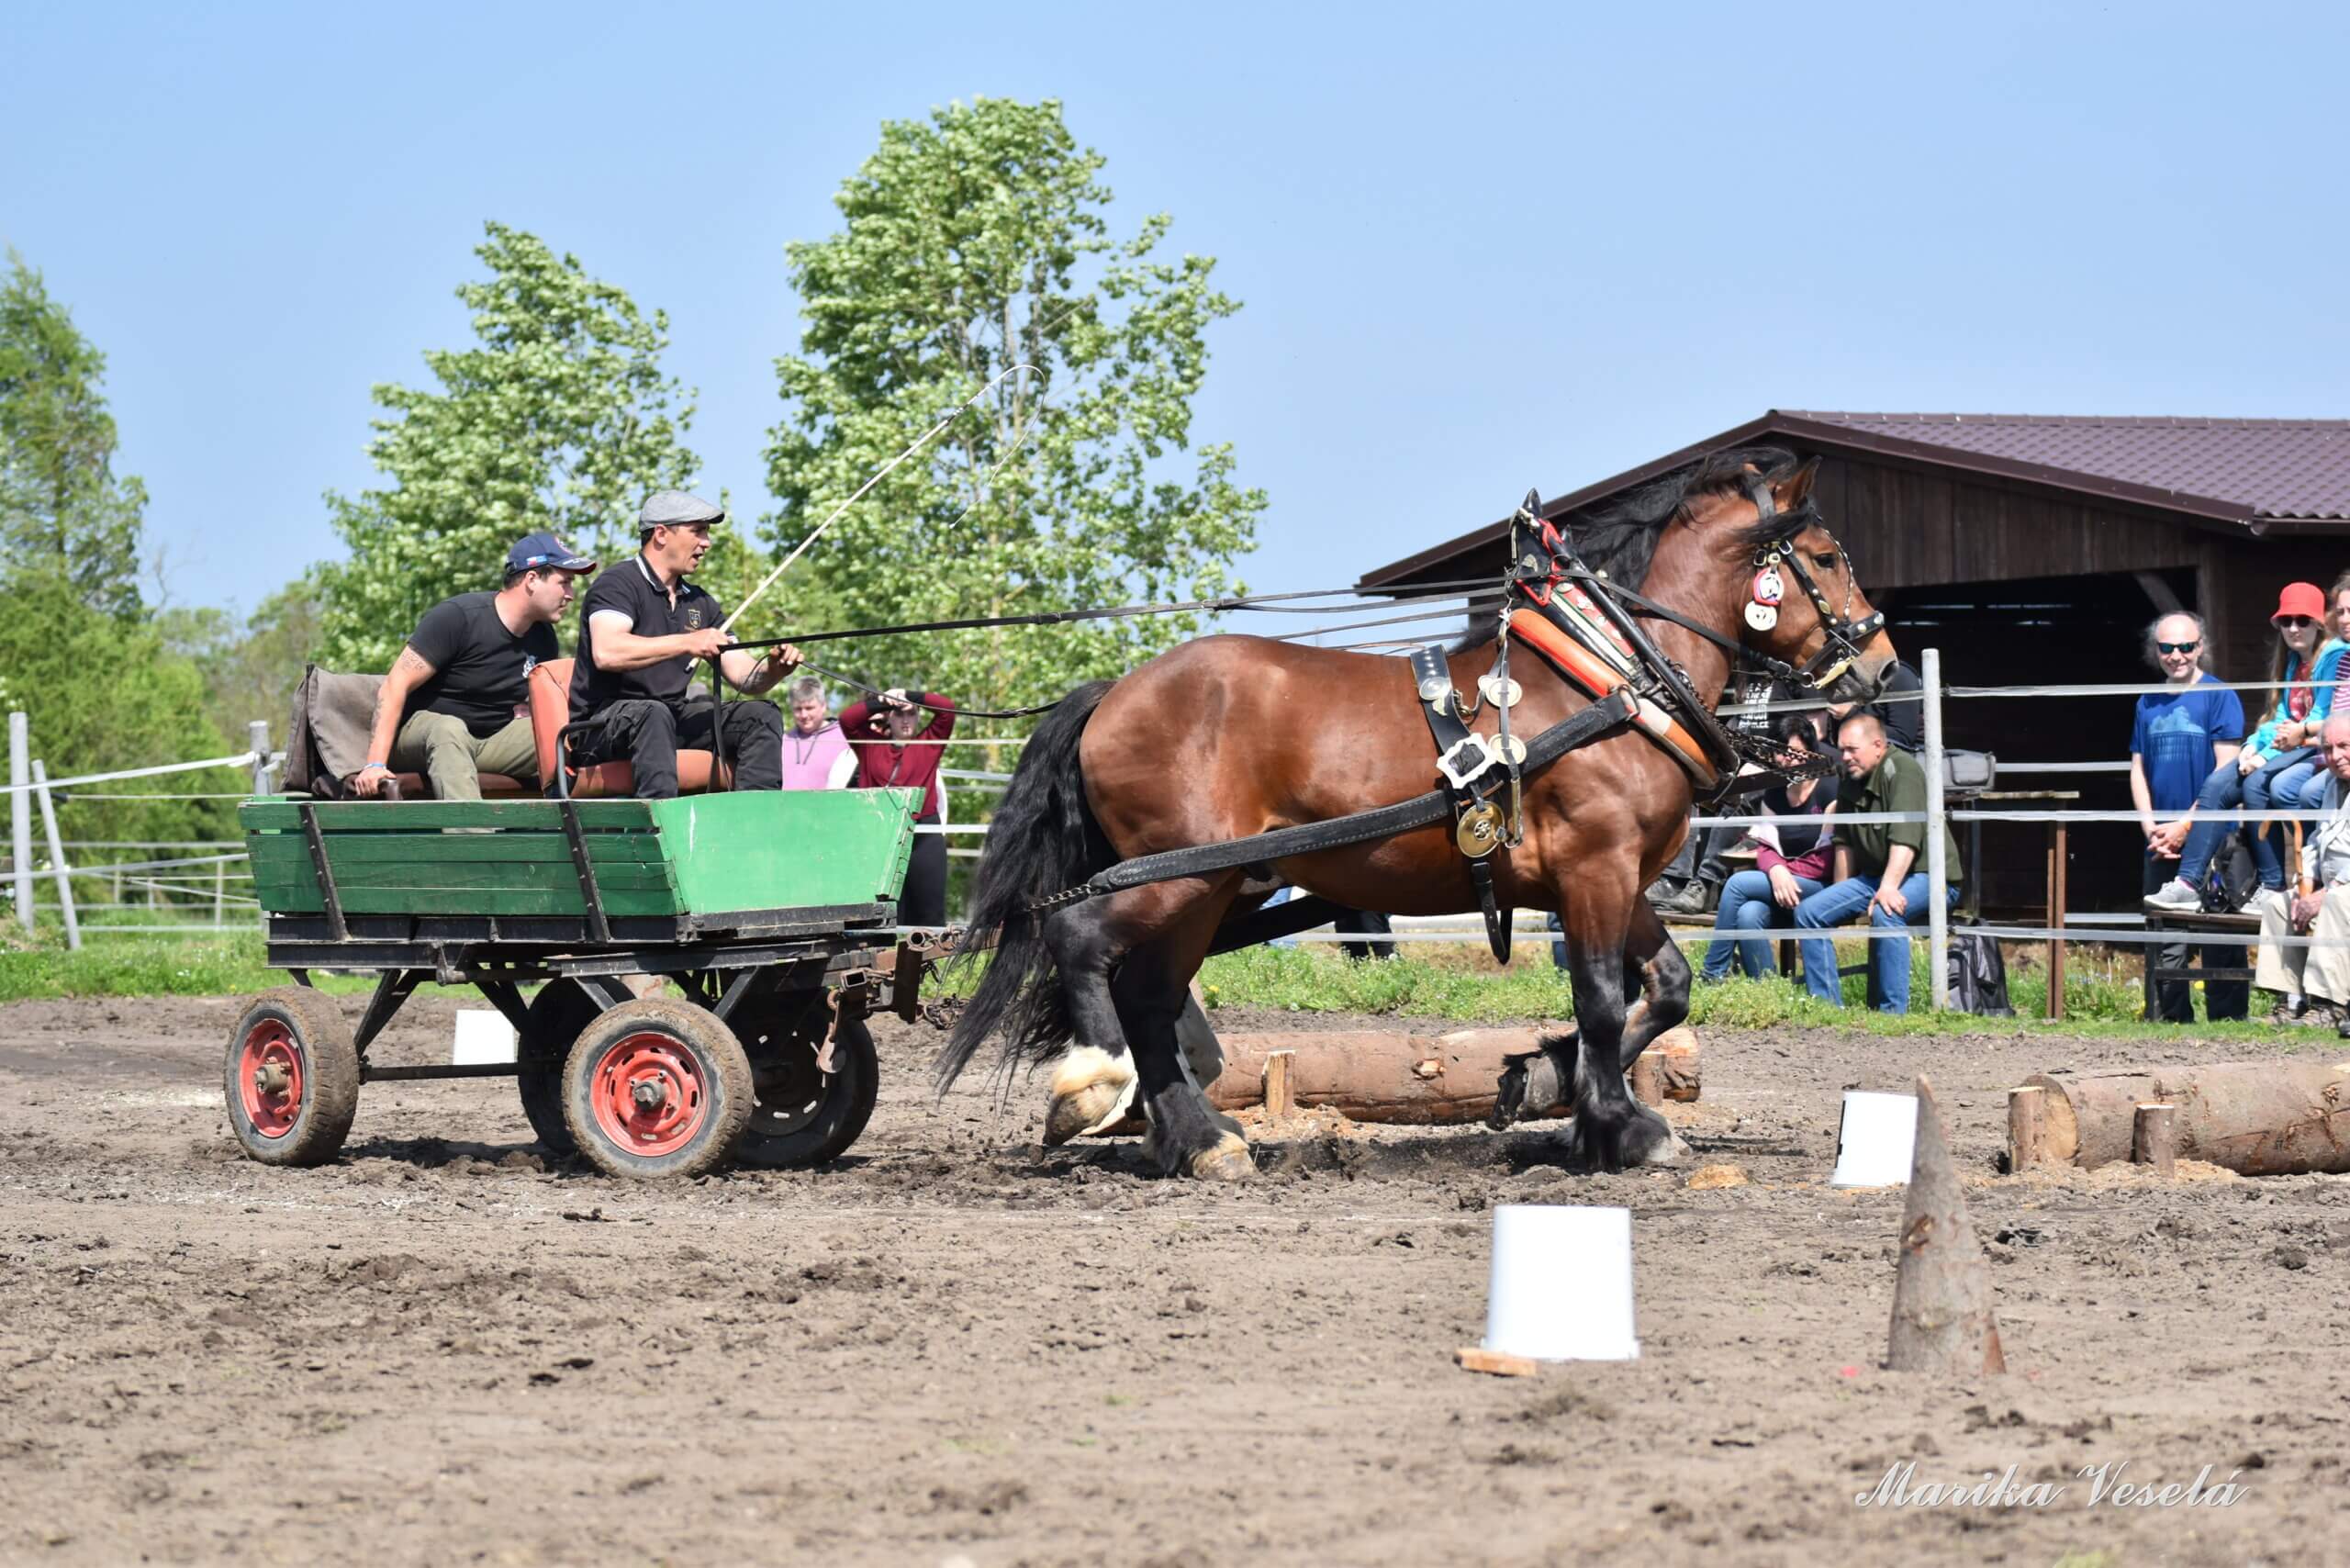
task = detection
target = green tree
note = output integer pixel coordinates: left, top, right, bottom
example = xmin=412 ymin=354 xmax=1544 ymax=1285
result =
xmin=318 ymin=223 xmax=701 ymax=670
xmin=0 ymin=569 xmax=235 ymax=850
xmin=0 ymin=252 xmax=148 ymax=621
xmin=762 ymin=97 xmax=1263 ymax=712
xmin=159 ymin=576 xmax=325 ymax=749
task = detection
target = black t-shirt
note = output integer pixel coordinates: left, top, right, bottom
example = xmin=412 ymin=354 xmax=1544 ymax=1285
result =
xmin=406 ymin=591 xmax=559 ymax=738
xmin=1866 ymin=662 xmax=1925 ymax=753
xmin=570 ymin=554 xmax=727 ymax=721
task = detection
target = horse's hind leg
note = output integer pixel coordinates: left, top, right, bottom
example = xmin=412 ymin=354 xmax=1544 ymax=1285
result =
xmin=1118 ymin=929 xmax=1251 ymax=1181
xmin=1039 ymin=878 xmax=1247 ymax=1179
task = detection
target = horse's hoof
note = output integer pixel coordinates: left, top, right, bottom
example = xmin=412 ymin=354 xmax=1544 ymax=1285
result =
xmin=1042 ymin=1046 xmax=1137 ymax=1147
xmin=1558 ymin=1104 xmax=1681 ymax=1172
xmin=1187 ymin=1131 xmax=1256 ymax=1182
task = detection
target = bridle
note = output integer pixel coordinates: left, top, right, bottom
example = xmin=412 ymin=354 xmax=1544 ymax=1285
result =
xmin=1502 ymin=471 xmax=1883 ymax=797
xmin=1735 ymin=474 xmax=1886 ymax=692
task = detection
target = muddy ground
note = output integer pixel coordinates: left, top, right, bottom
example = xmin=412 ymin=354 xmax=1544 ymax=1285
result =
xmin=1 ymin=992 xmax=2344 ymax=1567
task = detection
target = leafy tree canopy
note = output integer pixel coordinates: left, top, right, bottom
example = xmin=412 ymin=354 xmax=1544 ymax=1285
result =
xmin=762 ymin=97 xmax=1263 ymax=711
xmin=317 ymin=223 xmax=701 ymax=670
xmin=0 ymin=252 xmax=148 ymax=622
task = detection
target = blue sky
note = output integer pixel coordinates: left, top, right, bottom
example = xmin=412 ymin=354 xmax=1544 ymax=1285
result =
xmin=5 ymin=1 xmax=2344 ymax=623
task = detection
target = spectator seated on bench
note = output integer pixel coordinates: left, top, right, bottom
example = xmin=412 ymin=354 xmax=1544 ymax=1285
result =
xmin=2254 ymin=714 xmax=2350 ymax=1025
xmin=1699 ymin=713 xmax=1839 ymax=981
xmin=1791 ymin=711 xmax=1961 ymax=1014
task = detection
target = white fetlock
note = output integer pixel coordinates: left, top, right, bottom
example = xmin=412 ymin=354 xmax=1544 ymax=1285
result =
xmin=1042 ymin=1046 xmax=1139 ymax=1147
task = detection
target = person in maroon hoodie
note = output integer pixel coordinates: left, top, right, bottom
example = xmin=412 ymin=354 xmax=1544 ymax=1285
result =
xmin=840 ymin=686 xmax=956 ymax=927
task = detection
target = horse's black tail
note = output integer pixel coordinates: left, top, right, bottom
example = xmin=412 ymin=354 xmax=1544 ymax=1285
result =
xmin=936 ymin=680 xmax=1116 ymax=1091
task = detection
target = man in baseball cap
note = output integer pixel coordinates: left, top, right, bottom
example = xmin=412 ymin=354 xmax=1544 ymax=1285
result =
xmin=565 ymin=489 xmax=800 ymax=798
xmin=352 ymin=531 xmax=598 ymax=801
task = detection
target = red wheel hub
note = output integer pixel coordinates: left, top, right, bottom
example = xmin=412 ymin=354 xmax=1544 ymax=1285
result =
xmin=589 ymin=1032 xmax=709 ymax=1158
xmin=237 ymin=1019 xmax=306 ymax=1138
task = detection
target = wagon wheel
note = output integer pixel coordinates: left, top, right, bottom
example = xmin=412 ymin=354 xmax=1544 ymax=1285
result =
xmin=517 ymin=979 xmax=601 ymax=1155
xmin=222 ymin=986 xmax=360 ymax=1167
xmin=731 ymin=991 xmax=879 ymax=1170
xmin=561 ymin=998 xmax=753 ymax=1181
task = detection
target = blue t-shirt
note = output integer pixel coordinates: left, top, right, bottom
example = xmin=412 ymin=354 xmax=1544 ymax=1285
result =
xmin=2132 ymin=676 xmax=2245 ymax=814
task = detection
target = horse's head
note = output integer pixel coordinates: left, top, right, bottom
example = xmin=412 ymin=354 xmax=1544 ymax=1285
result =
xmin=1719 ymin=457 xmax=1897 ymax=706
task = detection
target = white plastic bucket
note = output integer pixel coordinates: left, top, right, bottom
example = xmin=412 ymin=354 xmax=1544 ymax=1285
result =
xmin=1829 ymin=1090 xmax=1918 ymax=1187
xmin=451 ymin=1009 xmax=518 ymax=1067
xmin=1482 ymin=1204 xmax=1639 ymax=1361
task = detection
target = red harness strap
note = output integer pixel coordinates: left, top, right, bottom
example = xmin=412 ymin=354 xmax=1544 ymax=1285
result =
xmin=1509 ymin=607 xmax=1719 ymax=786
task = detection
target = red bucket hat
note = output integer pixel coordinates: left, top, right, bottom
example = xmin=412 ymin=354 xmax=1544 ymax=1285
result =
xmin=2273 ymin=582 xmax=2325 ymax=623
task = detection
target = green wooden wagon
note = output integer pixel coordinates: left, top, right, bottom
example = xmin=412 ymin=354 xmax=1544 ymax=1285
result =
xmin=225 ymin=788 xmax=934 ymax=1180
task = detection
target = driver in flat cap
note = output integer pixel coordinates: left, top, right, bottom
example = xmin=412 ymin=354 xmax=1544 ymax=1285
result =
xmin=565 ymin=490 xmax=800 ymax=798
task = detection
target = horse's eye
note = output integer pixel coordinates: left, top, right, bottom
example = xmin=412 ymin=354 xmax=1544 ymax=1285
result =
xmin=1812 ymin=552 xmax=1839 ymax=571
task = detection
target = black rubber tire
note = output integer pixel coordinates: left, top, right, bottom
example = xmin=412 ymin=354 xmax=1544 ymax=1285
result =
xmin=223 ymin=986 xmax=360 ymax=1167
xmin=561 ymin=998 xmax=754 ymax=1181
xmin=733 ymin=994 xmax=879 ymax=1170
xmin=518 ymin=980 xmax=600 ymax=1155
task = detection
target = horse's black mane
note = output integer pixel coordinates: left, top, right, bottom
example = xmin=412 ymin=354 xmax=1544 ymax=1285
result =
xmin=1450 ymin=444 xmax=1802 ymax=652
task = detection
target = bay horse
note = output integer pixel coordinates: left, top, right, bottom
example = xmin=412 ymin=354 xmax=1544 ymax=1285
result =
xmin=939 ymin=447 xmax=1897 ymax=1179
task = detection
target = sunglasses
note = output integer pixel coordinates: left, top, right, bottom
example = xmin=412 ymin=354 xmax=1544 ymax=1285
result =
xmin=2278 ymin=616 xmax=2318 ymax=629
xmin=2156 ymin=641 xmax=2200 ymax=655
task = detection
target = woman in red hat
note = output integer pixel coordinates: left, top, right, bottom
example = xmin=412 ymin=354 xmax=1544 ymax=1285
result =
xmin=2148 ymin=581 xmax=2346 ymax=911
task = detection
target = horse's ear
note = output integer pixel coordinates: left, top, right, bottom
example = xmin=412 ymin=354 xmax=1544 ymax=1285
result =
xmin=1779 ymin=457 xmax=1822 ymax=511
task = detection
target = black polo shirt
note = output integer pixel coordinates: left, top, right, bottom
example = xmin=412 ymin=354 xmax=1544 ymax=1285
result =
xmin=569 ymin=554 xmax=728 ymax=721
xmin=406 ymin=591 xmax=559 ymax=738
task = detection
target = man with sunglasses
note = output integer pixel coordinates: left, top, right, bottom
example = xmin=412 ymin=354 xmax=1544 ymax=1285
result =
xmin=352 ymin=532 xmax=595 ymax=801
xmin=566 ymin=490 xmax=800 ymax=799
xmin=2131 ymin=611 xmax=2247 ymax=1021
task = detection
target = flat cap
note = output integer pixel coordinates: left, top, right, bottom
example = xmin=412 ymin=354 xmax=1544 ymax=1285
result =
xmin=640 ymin=489 xmax=727 ymax=528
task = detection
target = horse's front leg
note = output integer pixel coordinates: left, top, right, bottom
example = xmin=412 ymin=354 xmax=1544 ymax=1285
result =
xmin=1554 ymin=867 xmax=1682 ymax=1171
xmin=1614 ymin=896 xmax=1693 ymax=1071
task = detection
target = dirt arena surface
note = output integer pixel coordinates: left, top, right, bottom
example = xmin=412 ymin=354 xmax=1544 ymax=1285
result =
xmin=2 ymin=992 xmax=2345 ymax=1567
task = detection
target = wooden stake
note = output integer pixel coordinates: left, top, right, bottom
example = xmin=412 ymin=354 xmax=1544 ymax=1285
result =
xmin=1887 ymin=1074 xmax=2006 ymax=1376
xmin=1262 ymin=1049 xmax=1295 ymax=1119
xmin=2007 ymin=1085 xmax=2051 ymax=1173
xmin=1628 ymin=1049 xmax=1663 ymax=1108
xmin=2133 ymin=1103 xmax=2177 ymax=1179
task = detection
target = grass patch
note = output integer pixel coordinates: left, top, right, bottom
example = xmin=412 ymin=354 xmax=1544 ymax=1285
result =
xmin=0 ymin=928 xmax=462 ymax=1004
xmin=0 ymin=923 xmax=2302 ymax=1048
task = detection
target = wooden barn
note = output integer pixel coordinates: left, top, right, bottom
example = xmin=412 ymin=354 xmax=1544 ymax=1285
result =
xmin=1357 ymin=412 xmax=2350 ymax=915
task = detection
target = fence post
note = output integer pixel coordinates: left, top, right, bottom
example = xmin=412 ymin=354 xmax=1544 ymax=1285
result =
xmin=9 ymin=711 xmax=29 ymax=930
xmin=1922 ymin=648 xmax=1950 ymax=1012
xmin=248 ymin=721 xmax=272 ymax=797
xmin=30 ymin=761 xmax=78 ymax=951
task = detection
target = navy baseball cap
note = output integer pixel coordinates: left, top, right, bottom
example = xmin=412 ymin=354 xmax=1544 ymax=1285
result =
xmin=505 ymin=532 xmax=598 ymax=579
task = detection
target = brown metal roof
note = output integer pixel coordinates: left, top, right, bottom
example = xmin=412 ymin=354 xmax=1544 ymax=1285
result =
xmin=1785 ymin=412 xmax=2350 ymax=522
xmin=1358 ymin=409 xmax=2350 ymax=591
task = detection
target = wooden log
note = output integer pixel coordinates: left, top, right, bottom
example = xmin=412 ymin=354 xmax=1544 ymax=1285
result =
xmin=2019 ymin=1059 xmax=2350 ymax=1175
xmin=1887 ymin=1075 xmax=2007 ymax=1377
xmin=2006 ymin=1085 xmax=2053 ymax=1173
xmin=2133 ymin=1103 xmax=2177 ymax=1179
xmin=1194 ymin=1027 xmax=1699 ymax=1125
xmin=1262 ymin=1049 xmax=1295 ymax=1119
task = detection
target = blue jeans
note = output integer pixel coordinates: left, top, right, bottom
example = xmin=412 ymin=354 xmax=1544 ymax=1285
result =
xmin=2177 ymin=749 xmax=2315 ymax=892
xmin=1793 ymin=872 xmax=1956 ymax=1013
xmin=1702 ymin=868 xmax=1824 ymax=980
